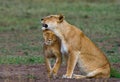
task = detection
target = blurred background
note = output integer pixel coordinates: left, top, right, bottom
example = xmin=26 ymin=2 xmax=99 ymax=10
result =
xmin=0 ymin=0 xmax=120 ymax=65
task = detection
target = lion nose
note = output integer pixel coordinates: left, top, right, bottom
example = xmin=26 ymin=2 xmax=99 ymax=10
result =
xmin=42 ymin=24 xmax=48 ymax=28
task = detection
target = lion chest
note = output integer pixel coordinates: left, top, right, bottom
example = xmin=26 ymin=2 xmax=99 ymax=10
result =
xmin=45 ymin=46 xmax=58 ymax=58
xmin=61 ymin=41 xmax=68 ymax=55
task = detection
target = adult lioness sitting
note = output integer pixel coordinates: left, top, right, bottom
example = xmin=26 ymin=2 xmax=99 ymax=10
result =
xmin=43 ymin=29 xmax=62 ymax=78
xmin=41 ymin=15 xmax=110 ymax=79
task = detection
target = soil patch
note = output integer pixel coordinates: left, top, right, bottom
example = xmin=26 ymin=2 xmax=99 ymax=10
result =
xmin=0 ymin=64 xmax=120 ymax=82
xmin=112 ymin=63 xmax=120 ymax=72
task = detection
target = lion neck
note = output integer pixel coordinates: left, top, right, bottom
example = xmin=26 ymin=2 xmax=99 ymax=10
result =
xmin=52 ymin=20 xmax=70 ymax=42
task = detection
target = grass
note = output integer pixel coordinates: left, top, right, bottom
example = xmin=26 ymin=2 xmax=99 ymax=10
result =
xmin=0 ymin=55 xmax=44 ymax=64
xmin=111 ymin=68 xmax=120 ymax=78
xmin=0 ymin=0 xmax=120 ymax=74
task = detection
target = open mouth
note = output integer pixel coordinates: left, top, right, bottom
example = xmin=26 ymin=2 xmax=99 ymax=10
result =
xmin=42 ymin=24 xmax=48 ymax=28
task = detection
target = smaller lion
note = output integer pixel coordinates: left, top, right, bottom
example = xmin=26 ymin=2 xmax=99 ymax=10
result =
xmin=43 ymin=29 xmax=62 ymax=78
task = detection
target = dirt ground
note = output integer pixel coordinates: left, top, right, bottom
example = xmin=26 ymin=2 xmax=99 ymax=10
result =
xmin=0 ymin=64 xmax=120 ymax=82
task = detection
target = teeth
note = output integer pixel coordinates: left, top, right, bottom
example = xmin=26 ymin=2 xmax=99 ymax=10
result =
xmin=41 ymin=27 xmax=46 ymax=30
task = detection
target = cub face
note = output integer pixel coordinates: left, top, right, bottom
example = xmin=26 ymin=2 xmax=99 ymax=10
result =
xmin=41 ymin=15 xmax=64 ymax=31
xmin=43 ymin=30 xmax=57 ymax=45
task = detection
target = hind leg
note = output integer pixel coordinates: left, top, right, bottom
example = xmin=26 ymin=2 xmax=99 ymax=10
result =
xmin=73 ymin=74 xmax=86 ymax=79
xmin=87 ymin=64 xmax=110 ymax=78
xmin=72 ymin=67 xmax=106 ymax=79
xmin=72 ymin=69 xmax=101 ymax=79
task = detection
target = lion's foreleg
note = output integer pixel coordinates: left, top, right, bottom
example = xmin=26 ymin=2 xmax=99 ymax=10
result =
xmin=63 ymin=54 xmax=68 ymax=65
xmin=62 ymin=51 xmax=78 ymax=78
xmin=45 ymin=57 xmax=51 ymax=78
xmin=52 ymin=52 xmax=62 ymax=78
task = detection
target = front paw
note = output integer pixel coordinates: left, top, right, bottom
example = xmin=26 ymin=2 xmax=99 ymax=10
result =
xmin=52 ymin=74 xmax=59 ymax=79
xmin=49 ymin=71 xmax=58 ymax=79
xmin=47 ymin=71 xmax=54 ymax=78
xmin=62 ymin=74 xmax=72 ymax=79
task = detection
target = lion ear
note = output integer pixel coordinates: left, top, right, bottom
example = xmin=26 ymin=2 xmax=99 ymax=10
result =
xmin=58 ymin=14 xmax=64 ymax=22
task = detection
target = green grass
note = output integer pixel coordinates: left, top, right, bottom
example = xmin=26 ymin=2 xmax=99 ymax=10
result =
xmin=111 ymin=68 xmax=120 ymax=78
xmin=0 ymin=0 xmax=120 ymax=65
xmin=0 ymin=55 xmax=44 ymax=64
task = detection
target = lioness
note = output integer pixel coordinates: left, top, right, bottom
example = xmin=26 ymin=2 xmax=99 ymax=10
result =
xmin=43 ymin=29 xmax=62 ymax=78
xmin=41 ymin=15 xmax=110 ymax=79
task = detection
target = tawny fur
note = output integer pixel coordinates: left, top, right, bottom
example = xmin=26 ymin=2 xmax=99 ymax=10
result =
xmin=41 ymin=15 xmax=110 ymax=79
xmin=43 ymin=30 xmax=62 ymax=78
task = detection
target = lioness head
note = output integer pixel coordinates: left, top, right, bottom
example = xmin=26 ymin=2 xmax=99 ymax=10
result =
xmin=41 ymin=14 xmax=64 ymax=31
xmin=43 ymin=30 xmax=57 ymax=45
